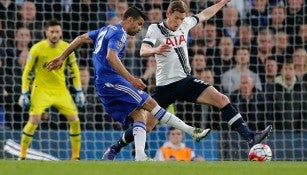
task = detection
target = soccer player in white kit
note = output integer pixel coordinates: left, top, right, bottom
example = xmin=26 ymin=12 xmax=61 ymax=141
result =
xmin=103 ymin=0 xmax=272 ymax=160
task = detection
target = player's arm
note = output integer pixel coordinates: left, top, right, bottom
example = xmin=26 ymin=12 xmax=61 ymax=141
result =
xmin=67 ymin=55 xmax=82 ymax=90
xmin=140 ymin=43 xmax=171 ymax=58
xmin=195 ymin=0 xmax=229 ymax=22
xmin=107 ymin=49 xmax=146 ymax=90
xmin=46 ymin=33 xmax=92 ymax=71
xmin=21 ymin=48 xmax=37 ymax=93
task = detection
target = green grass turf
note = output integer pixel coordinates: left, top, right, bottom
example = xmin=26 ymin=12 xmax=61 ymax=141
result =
xmin=0 ymin=160 xmax=306 ymax=175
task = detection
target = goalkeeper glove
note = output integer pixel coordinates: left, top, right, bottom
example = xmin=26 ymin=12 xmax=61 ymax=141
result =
xmin=18 ymin=92 xmax=30 ymax=109
xmin=75 ymin=91 xmax=85 ymax=107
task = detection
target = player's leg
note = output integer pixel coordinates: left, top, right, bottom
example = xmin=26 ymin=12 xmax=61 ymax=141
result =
xmin=56 ymin=90 xmax=81 ymax=160
xmin=65 ymin=116 xmax=81 ymax=160
xmin=19 ymin=88 xmax=49 ymax=160
xmin=129 ymin=109 xmax=150 ymax=161
xmin=142 ymin=97 xmax=210 ymax=141
xmin=19 ymin=114 xmax=40 ymax=160
xmin=102 ymin=112 xmax=157 ymax=160
xmin=196 ymin=86 xmax=272 ymax=146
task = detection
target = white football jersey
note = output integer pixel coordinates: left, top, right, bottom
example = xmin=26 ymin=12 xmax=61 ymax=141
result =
xmin=143 ymin=16 xmax=199 ymax=86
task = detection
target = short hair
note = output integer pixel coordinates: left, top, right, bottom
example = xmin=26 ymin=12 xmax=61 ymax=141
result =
xmin=123 ymin=6 xmax=147 ymax=21
xmin=167 ymin=127 xmax=182 ymax=135
xmin=167 ymin=0 xmax=188 ymax=14
xmin=45 ymin=19 xmax=61 ymax=29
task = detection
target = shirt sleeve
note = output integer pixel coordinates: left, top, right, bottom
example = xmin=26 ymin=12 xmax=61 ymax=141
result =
xmin=108 ymin=32 xmax=126 ymax=53
xmin=88 ymin=29 xmax=100 ymax=42
xmin=21 ymin=46 xmax=38 ymax=93
xmin=182 ymin=15 xmax=199 ymax=31
xmin=67 ymin=52 xmax=82 ymax=91
xmin=142 ymin=24 xmax=158 ymax=47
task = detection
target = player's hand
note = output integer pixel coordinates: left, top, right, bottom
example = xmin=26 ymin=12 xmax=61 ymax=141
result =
xmin=18 ymin=92 xmax=30 ymax=109
xmin=131 ymin=77 xmax=146 ymax=90
xmin=155 ymin=44 xmax=171 ymax=57
xmin=75 ymin=91 xmax=85 ymax=107
xmin=46 ymin=57 xmax=65 ymax=71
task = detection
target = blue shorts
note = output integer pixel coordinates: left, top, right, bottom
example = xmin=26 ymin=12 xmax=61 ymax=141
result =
xmin=95 ymin=79 xmax=149 ymax=126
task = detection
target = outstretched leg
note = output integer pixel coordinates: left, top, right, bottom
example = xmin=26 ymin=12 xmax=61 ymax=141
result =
xmin=197 ymin=86 xmax=272 ymax=146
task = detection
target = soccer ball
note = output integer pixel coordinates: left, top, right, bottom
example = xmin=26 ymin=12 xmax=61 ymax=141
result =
xmin=248 ymin=143 xmax=272 ymax=161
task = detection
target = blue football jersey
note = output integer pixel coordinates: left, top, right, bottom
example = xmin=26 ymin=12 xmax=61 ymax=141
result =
xmin=88 ymin=23 xmax=149 ymax=125
xmin=88 ymin=23 xmax=127 ymax=85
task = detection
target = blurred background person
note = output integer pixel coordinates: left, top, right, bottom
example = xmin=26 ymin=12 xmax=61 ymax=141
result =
xmin=154 ymin=127 xmax=204 ymax=162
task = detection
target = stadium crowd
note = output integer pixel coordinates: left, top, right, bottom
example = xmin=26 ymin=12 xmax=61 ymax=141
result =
xmin=1 ymin=0 xmax=307 ymax=134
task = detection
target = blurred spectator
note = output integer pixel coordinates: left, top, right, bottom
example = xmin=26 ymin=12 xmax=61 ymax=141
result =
xmin=0 ymin=0 xmax=17 ymax=23
xmin=222 ymin=6 xmax=240 ymax=44
xmin=285 ymin=0 xmax=307 ymax=41
xmin=226 ymin=0 xmax=246 ymax=20
xmin=292 ymin=48 xmax=307 ymax=81
xmin=190 ymin=51 xmax=206 ymax=79
xmin=7 ymin=1 xmax=43 ymax=43
xmin=230 ymin=75 xmax=266 ymax=130
xmin=4 ymin=26 xmax=32 ymax=129
xmin=207 ymin=36 xmax=235 ymax=86
xmin=268 ymin=5 xmax=286 ymax=34
xmin=262 ymin=56 xmax=279 ymax=85
xmin=99 ymin=0 xmax=117 ymax=25
xmin=269 ymin=59 xmax=304 ymax=131
xmin=245 ymin=0 xmax=269 ymax=35
xmin=221 ymin=47 xmax=262 ymax=94
xmin=188 ymin=39 xmax=205 ymax=57
xmin=250 ymin=29 xmax=275 ymax=75
xmin=154 ymin=127 xmax=204 ymax=161
xmin=203 ymin=22 xmax=219 ymax=60
xmin=294 ymin=23 xmax=307 ymax=51
xmin=273 ymin=32 xmax=293 ymax=66
xmin=235 ymin=24 xmax=255 ymax=49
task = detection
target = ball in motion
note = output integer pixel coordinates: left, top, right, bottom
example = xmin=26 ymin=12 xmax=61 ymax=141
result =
xmin=248 ymin=143 xmax=272 ymax=161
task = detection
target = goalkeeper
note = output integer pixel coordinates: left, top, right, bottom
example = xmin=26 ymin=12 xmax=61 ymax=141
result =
xmin=18 ymin=19 xmax=84 ymax=161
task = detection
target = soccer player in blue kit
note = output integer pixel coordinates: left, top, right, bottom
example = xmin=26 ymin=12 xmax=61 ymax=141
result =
xmin=46 ymin=6 xmax=210 ymax=161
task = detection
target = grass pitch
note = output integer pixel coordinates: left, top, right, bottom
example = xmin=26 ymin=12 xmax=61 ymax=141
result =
xmin=1 ymin=160 xmax=306 ymax=175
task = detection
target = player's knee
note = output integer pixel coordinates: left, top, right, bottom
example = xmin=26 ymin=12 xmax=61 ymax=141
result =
xmin=146 ymin=123 xmax=155 ymax=133
xmin=143 ymin=97 xmax=158 ymax=112
xmin=216 ymin=93 xmax=230 ymax=109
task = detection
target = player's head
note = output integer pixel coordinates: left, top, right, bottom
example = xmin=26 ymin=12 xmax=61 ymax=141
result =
xmin=165 ymin=0 xmax=188 ymax=31
xmin=44 ymin=19 xmax=62 ymax=46
xmin=122 ymin=6 xmax=147 ymax=36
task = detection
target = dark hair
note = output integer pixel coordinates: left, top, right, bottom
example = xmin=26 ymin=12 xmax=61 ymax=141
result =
xmin=45 ymin=19 xmax=61 ymax=29
xmin=167 ymin=127 xmax=176 ymax=135
xmin=123 ymin=6 xmax=147 ymax=21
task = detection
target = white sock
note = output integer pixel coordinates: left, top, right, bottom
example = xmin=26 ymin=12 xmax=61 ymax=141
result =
xmin=151 ymin=105 xmax=194 ymax=135
xmin=133 ymin=121 xmax=147 ymax=160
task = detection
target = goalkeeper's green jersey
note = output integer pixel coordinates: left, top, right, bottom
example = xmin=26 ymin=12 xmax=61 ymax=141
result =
xmin=21 ymin=39 xmax=81 ymax=93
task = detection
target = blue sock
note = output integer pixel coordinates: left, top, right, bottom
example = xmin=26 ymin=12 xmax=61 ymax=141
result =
xmin=221 ymin=103 xmax=254 ymax=140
